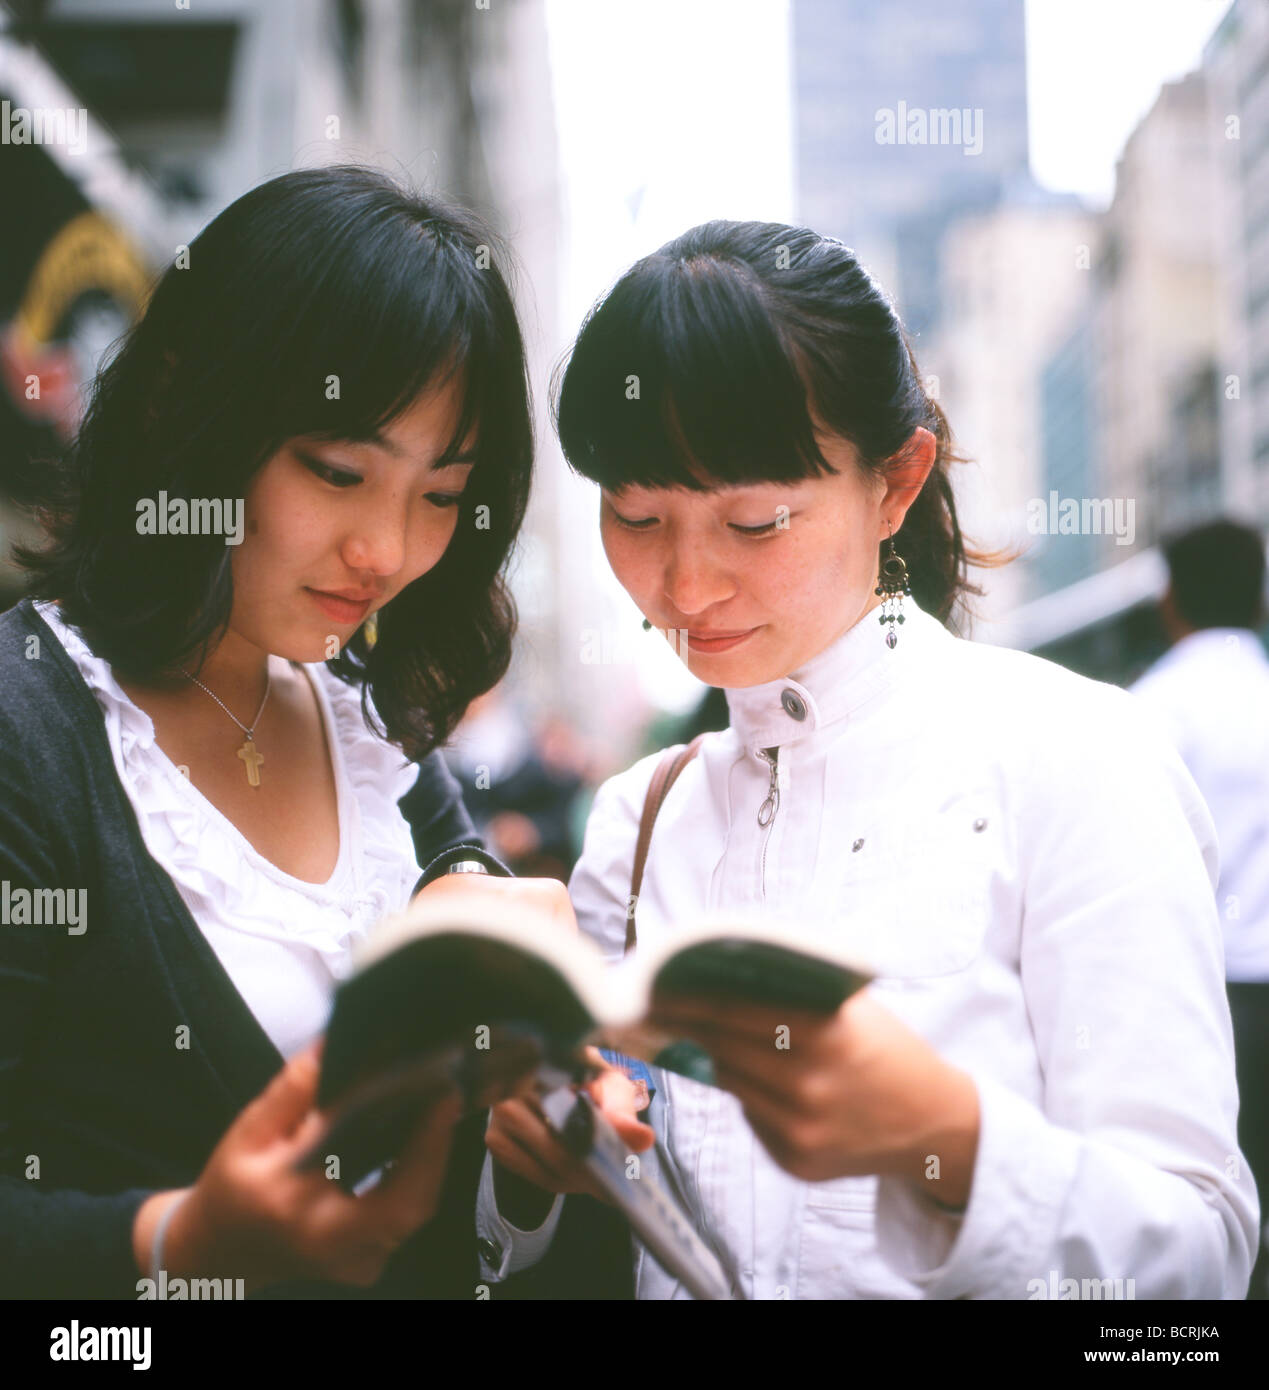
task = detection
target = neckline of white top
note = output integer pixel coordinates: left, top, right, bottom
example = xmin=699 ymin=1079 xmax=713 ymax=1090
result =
xmin=31 ymin=598 xmax=356 ymax=893
xmin=723 ymin=591 xmax=948 ymax=749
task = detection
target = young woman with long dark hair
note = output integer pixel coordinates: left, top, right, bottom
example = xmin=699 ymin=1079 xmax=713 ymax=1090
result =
xmin=478 ymin=220 xmax=1260 ymax=1300
xmin=0 ymin=164 xmax=574 ymax=1299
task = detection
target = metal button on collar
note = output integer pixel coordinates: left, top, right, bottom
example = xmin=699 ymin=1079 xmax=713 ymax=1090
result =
xmin=852 ymin=838 xmax=865 ymax=852
xmin=973 ymin=817 xmax=988 ymax=832
xmin=477 ymin=1236 xmax=503 ymax=1268
xmin=780 ymin=689 xmax=807 ymax=721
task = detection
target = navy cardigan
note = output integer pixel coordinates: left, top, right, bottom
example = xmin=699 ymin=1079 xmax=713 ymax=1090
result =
xmin=0 ymin=597 xmax=509 ymax=1299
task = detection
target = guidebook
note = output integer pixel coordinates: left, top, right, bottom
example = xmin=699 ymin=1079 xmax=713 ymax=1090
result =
xmin=296 ymin=894 xmax=874 ymax=1191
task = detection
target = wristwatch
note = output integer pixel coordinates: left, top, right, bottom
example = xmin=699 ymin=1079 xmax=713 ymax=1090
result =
xmin=447 ymin=859 xmax=491 ymax=874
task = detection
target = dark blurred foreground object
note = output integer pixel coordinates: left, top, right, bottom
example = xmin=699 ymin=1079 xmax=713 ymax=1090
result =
xmin=494 ymin=1195 xmax=634 ymax=1300
xmin=407 ymin=686 xmax=586 ymax=883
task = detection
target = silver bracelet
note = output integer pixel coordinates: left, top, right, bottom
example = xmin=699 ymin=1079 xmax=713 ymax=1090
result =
xmin=150 ymin=1191 xmax=191 ymax=1283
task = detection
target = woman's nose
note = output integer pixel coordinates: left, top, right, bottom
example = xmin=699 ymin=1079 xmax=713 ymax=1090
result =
xmin=342 ymin=509 xmax=408 ymax=578
xmin=662 ymin=551 xmax=735 ymax=617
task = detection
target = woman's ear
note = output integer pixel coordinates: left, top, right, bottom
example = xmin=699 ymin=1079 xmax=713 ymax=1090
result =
xmin=879 ymin=426 xmax=938 ymax=524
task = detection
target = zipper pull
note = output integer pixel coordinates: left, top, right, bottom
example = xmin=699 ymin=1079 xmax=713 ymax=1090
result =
xmin=757 ymin=746 xmax=780 ymax=827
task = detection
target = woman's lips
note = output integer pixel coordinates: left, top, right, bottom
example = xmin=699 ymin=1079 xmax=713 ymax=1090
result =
xmin=685 ymin=627 xmax=757 ymax=654
xmin=306 ymin=588 xmax=372 ymax=623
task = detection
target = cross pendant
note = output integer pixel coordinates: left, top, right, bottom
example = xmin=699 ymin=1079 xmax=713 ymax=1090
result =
xmin=237 ymin=736 xmax=264 ymax=787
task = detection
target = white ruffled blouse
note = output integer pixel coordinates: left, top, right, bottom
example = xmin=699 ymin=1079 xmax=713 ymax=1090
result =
xmin=32 ymin=599 xmax=423 ymax=1060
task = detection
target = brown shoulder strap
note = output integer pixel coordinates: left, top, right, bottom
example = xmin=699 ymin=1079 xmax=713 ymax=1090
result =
xmin=625 ymin=732 xmax=708 ymax=954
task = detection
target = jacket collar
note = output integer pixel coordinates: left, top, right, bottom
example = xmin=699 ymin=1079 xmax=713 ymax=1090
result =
xmin=723 ymin=593 xmax=949 ymax=750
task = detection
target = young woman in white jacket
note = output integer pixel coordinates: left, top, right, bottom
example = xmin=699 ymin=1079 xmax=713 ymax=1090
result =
xmin=475 ymin=220 xmax=1260 ymax=1300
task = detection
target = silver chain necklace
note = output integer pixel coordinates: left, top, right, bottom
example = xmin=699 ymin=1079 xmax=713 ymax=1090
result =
xmin=179 ymin=666 xmax=272 ymax=788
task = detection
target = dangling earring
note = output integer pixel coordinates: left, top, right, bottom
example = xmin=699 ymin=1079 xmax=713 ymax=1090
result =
xmin=641 ymin=617 xmax=652 ymax=631
xmin=363 ymin=608 xmax=379 ymax=648
xmin=875 ymin=521 xmax=911 ymax=649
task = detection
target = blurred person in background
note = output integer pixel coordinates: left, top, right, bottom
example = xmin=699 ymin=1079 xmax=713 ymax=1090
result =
xmin=403 ymin=683 xmax=586 ymax=882
xmin=1130 ymin=517 xmax=1269 ymax=1300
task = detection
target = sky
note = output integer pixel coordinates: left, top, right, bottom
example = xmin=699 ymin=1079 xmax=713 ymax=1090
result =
xmin=1026 ymin=0 xmax=1234 ymax=206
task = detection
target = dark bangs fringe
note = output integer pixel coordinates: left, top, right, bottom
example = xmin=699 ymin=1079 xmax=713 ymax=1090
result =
xmin=554 ymin=254 xmax=838 ymax=492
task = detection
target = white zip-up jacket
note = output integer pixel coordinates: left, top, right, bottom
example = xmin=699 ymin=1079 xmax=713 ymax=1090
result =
xmin=475 ymin=593 xmax=1260 ymax=1299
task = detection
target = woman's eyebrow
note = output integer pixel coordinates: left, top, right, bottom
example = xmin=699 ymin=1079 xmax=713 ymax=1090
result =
xmin=307 ymin=429 xmax=477 ymax=469
xmin=428 ymin=447 xmax=478 ymax=471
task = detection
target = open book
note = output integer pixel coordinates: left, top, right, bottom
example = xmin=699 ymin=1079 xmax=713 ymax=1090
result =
xmin=297 ymin=893 xmax=874 ymax=1191
xmin=295 ymin=894 xmax=874 ymax=1298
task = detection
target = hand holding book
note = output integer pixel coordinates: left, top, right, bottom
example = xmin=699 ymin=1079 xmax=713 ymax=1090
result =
xmin=135 ymin=1038 xmax=465 ymax=1296
xmin=647 ymin=990 xmax=981 ymax=1209
xmin=486 ymin=1046 xmax=655 ymax=1224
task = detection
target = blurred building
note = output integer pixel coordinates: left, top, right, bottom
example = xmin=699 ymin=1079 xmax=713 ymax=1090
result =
xmin=0 ymin=3 xmax=174 ymax=605
xmin=792 ymin=0 xmax=1030 ymax=339
xmin=1207 ymin=0 xmax=1269 ymax=521
xmin=1100 ymin=70 xmax=1224 ymax=548
xmin=985 ymin=9 xmax=1269 ymax=682
xmin=4 ymin=0 xmax=511 ymax=229
xmin=929 ymin=181 xmax=1097 ymax=621
xmin=1034 ymin=295 xmax=1103 ymax=596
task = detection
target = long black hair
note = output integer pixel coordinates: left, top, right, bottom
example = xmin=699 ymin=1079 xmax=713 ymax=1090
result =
xmin=12 ymin=164 xmax=534 ymax=760
xmin=552 ymin=219 xmax=1011 ymax=626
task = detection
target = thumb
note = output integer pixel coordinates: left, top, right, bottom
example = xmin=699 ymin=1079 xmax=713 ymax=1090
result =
xmin=236 ymin=1040 xmax=324 ymax=1147
xmin=586 ymin=1065 xmax=657 ymax=1153
xmin=607 ymin=1111 xmax=657 ymax=1153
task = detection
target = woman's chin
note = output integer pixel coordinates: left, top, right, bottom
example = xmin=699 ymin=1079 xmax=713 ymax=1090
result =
xmin=269 ymin=628 xmax=351 ymax=666
xmin=683 ymin=649 xmax=771 ymax=687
